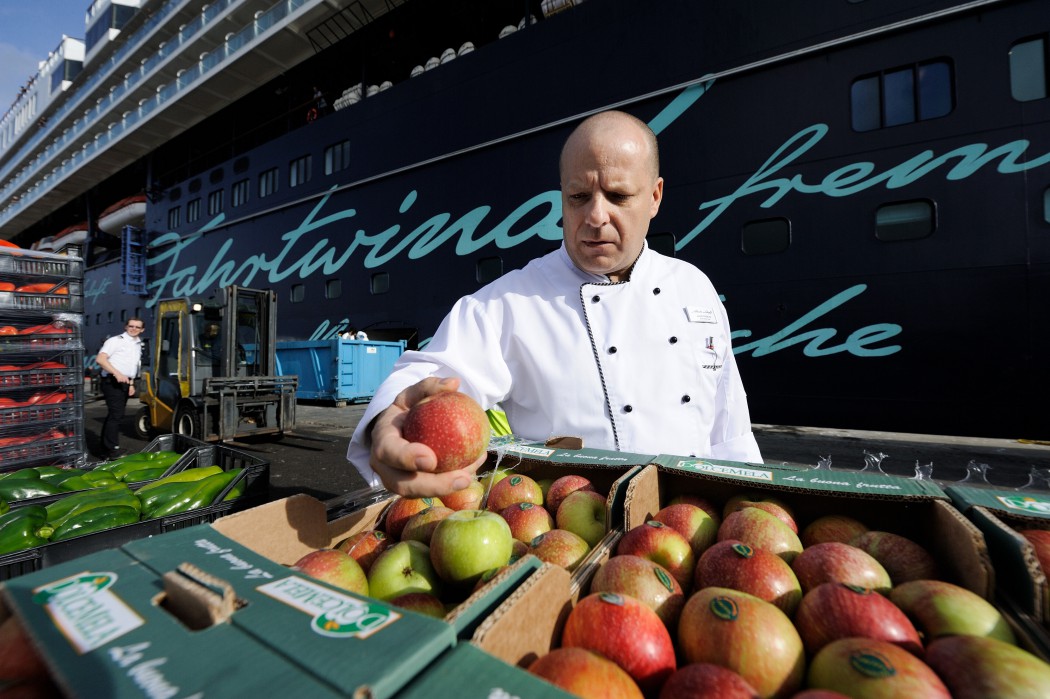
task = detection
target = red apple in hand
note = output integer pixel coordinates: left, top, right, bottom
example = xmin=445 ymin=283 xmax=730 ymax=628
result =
xmin=291 ymin=548 xmax=368 ymax=596
xmin=790 ymin=542 xmax=892 ymax=594
xmin=528 ymin=647 xmax=643 ymax=699
xmin=694 ymin=540 xmax=802 ymax=616
xmin=808 ymin=637 xmax=950 ymax=698
xmin=545 ymin=474 xmax=597 ymax=515
xmin=563 ymin=592 xmax=677 ymax=694
xmin=800 ymin=514 xmax=869 ymax=547
xmin=794 ymin=582 xmax=923 ymax=656
xmin=617 ymin=520 xmax=695 ymax=591
xmin=402 ymin=391 xmax=490 ymax=473
xmin=658 ymin=663 xmax=759 ymax=699
xmin=335 ymin=529 xmax=393 ymax=574
xmin=590 ymin=555 xmax=685 ymax=630
xmin=677 ymin=586 xmax=805 ymax=699
xmin=849 ymin=530 xmax=939 ymax=584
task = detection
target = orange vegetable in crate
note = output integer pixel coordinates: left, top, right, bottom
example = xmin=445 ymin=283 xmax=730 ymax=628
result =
xmin=0 ymin=327 xmax=17 ymax=335
xmin=27 ymin=392 xmax=67 ymax=405
xmin=0 ymin=282 xmax=15 ymax=292
xmin=14 ymin=283 xmax=60 ymax=294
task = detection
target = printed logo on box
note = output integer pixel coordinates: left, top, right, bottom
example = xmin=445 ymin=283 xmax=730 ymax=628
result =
xmin=506 ymin=444 xmax=555 ymax=458
xmin=257 ymin=576 xmax=401 ymax=638
xmin=32 ymin=572 xmax=144 ymax=654
xmin=995 ymin=495 xmax=1050 ymax=516
xmin=674 ymin=460 xmax=774 ymax=482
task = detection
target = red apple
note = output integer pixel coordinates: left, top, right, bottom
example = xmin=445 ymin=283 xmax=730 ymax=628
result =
xmin=617 ymin=520 xmax=695 ymax=591
xmin=724 ymin=493 xmax=798 ymax=533
xmin=388 ymin=592 xmax=446 ymax=619
xmin=849 ymin=530 xmax=939 ymax=584
xmin=556 ymin=489 xmax=608 ymax=547
xmin=694 ymin=540 xmax=802 ymax=616
xmin=677 ymin=586 xmax=805 ymax=699
xmin=486 ymin=473 xmax=544 ymax=513
xmin=0 ymin=616 xmax=52 ymax=685
xmin=888 ymin=579 xmax=1016 ymax=643
xmin=658 ymin=663 xmax=759 ymax=699
xmin=924 ymin=634 xmax=1050 ymax=699
xmin=545 ymin=474 xmax=597 ymax=516
xmin=441 ymin=479 xmax=485 ymax=511
xmin=790 ymin=692 xmax=852 ymax=699
xmin=401 ymin=391 xmax=490 ymax=473
xmin=794 ymin=582 xmax=923 ymax=656
xmin=400 ymin=505 xmax=455 ymax=546
xmin=384 ymin=496 xmax=445 ymax=541
xmin=669 ymin=494 xmax=721 ymax=523
xmin=528 ymin=647 xmax=643 ymax=699
xmin=291 ymin=548 xmax=368 ymax=596
xmin=807 ymin=637 xmax=950 ymax=698
xmin=718 ymin=507 xmax=803 ymax=563
xmin=651 ymin=503 xmax=718 ymax=557
xmin=590 ymin=555 xmax=685 ymax=630
xmin=563 ymin=591 xmax=677 ymax=694
xmin=527 ymin=529 xmax=591 ymax=571
xmin=800 ymin=514 xmax=870 ymax=548
xmin=1018 ymin=529 xmax=1050 ymax=575
xmin=500 ymin=502 xmax=554 ymax=543
xmin=790 ymin=542 xmax=892 ymax=594
xmin=335 ymin=529 xmax=393 ymax=574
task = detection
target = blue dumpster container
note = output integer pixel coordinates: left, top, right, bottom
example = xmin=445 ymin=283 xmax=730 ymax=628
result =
xmin=274 ymin=339 xmax=406 ymax=403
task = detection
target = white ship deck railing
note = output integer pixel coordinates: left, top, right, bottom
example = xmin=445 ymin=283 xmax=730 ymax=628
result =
xmin=0 ymin=0 xmax=315 ymax=227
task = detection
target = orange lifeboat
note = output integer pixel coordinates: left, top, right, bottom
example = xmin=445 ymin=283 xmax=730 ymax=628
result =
xmin=97 ymin=194 xmax=147 ymax=234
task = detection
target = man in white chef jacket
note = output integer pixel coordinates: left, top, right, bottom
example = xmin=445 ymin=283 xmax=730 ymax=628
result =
xmin=348 ymin=110 xmax=762 ymax=497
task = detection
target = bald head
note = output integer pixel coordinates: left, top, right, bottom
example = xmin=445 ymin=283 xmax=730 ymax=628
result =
xmin=559 ymin=111 xmax=660 ymax=183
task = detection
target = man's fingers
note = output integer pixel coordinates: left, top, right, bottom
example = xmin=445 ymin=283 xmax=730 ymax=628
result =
xmin=371 ymin=462 xmax=481 ymax=499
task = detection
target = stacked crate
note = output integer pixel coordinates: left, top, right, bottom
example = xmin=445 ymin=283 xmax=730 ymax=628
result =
xmin=0 ymin=247 xmax=85 ymax=472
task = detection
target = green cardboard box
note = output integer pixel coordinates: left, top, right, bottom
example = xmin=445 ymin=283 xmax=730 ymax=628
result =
xmin=636 ymin=458 xmax=993 ymax=598
xmin=0 ymin=548 xmax=344 ymax=699
xmin=394 ymin=642 xmax=574 ymax=698
xmin=946 ymin=485 xmax=1050 ymax=623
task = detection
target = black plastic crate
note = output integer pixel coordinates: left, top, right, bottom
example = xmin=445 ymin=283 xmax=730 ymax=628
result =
xmin=0 ymin=355 xmax=82 ymax=390
xmin=0 ymin=250 xmax=84 ymax=278
xmin=168 ymin=440 xmax=271 ymax=503
xmin=0 ymin=420 xmax=82 ymax=471
xmin=1 ymin=283 xmax=84 ymax=314
xmin=0 ymin=320 xmax=82 ymax=355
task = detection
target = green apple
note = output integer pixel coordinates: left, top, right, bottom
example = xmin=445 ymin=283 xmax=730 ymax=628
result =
xmin=367 ymin=540 xmax=443 ymax=602
xmin=556 ymin=489 xmax=607 ymax=547
xmin=429 ymin=509 xmax=513 ymax=586
xmin=889 ymin=579 xmax=1015 ymax=643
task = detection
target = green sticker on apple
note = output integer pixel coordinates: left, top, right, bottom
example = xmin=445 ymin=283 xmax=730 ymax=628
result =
xmin=731 ymin=543 xmax=754 ymax=558
xmin=709 ymin=595 xmax=740 ymax=621
xmin=653 ymin=567 xmax=674 ymax=592
xmin=843 ymin=583 xmax=872 ymax=595
xmin=510 ymin=476 xmax=522 ymax=486
xmin=599 ymin=592 xmax=625 ymax=606
xmin=849 ymin=649 xmax=897 ymax=678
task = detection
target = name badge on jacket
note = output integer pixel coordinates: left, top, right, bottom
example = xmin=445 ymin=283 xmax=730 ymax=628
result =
xmin=685 ymin=306 xmax=716 ymax=323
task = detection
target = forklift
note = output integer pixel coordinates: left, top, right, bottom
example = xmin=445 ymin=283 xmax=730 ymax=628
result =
xmin=134 ymin=286 xmax=298 ymax=442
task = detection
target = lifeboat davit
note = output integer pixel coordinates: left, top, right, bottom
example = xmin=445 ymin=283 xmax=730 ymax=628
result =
xmin=97 ymin=194 xmax=147 ymax=234
xmin=53 ymin=221 xmax=90 ymax=250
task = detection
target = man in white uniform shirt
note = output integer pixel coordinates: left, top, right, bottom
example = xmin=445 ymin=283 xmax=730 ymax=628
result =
xmin=96 ymin=318 xmax=145 ymax=459
xmin=348 ymin=111 xmax=761 ymax=496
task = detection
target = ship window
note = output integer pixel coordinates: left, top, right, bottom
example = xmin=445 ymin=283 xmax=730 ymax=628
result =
xmin=209 ymin=168 xmax=224 ymax=185
xmin=187 ymin=198 xmax=201 ymax=223
xmin=290 ymin=284 xmax=305 ymax=303
xmin=169 ymin=187 xmax=181 ymax=201
xmin=325 ymin=279 xmax=341 ymax=299
xmin=742 ymin=218 xmax=790 ymax=255
xmin=875 ymin=200 xmax=934 ymax=241
xmin=234 ymin=157 xmax=250 ymax=174
xmin=289 ymin=155 xmax=313 ymax=188
xmin=1010 ymin=36 xmax=1048 ymax=102
xmin=167 ymin=206 xmax=180 ymax=230
xmin=851 ymin=59 xmax=953 ymax=131
xmin=477 ymin=257 xmax=503 ymax=284
xmin=647 ymin=232 xmax=676 ymax=257
xmin=188 ymin=178 xmax=201 ymax=194
xmin=258 ymin=168 xmax=279 ymax=198
xmin=325 ymin=140 xmax=351 ymax=175
xmin=95 ymin=313 xmax=101 ymax=325
xmin=207 ymin=190 xmax=224 ymax=216
xmin=232 ymin=179 xmax=250 ymax=207
xmin=371 ymin=272 xmax=390 ymax=295
xmin=121 ymin=310 xmax=128 ymax=323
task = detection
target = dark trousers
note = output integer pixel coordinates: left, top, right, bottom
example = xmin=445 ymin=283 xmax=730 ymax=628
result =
xmin=100 ymin=375 xmax=131 ymax=453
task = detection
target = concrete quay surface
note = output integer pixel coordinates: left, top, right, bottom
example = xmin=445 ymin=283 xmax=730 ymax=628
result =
xmin=83 ymin=395 xmax=1050 ymax=503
